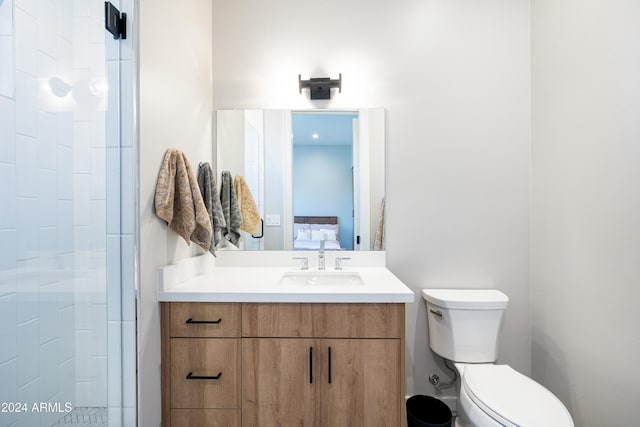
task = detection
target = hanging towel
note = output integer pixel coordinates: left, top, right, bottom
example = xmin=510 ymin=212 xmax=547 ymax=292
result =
xmin=220 ymin=171 xmax=242 ymax=246
xmin=197 ymin=162 xmax=226 ymax=256
xmin=374 ymin=197 xmax=385 ymax=251
xmin=234 ymin=176 xmax=261 ymax=236
xmin=155 ymin=149 xmax=212 ymax=251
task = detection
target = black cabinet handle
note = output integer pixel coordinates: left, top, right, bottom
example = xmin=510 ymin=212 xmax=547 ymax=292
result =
xmin=186 ymin=371 xmax=222 ymax=380
xmin=328 ymin=347 xmax=332 ymax=384
xmin=309 ymin=347 xmax=313 ymax=384
xmin=185 ymin=318 xmax=222 ymax=325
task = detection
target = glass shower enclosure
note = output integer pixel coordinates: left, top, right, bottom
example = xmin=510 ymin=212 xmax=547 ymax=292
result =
xmin=0 ymin=0 xmax=136 ymax=425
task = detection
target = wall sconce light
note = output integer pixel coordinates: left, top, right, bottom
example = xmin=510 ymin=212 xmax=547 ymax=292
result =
xmin=298 ymin=73 xmax=342 ymax=100
xmin=48 ymin=77 xmax=73 ymax=98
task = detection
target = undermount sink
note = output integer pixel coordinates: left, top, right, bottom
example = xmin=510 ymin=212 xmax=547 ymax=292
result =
xmin=278 ymin=271 xmax=364 ymax=287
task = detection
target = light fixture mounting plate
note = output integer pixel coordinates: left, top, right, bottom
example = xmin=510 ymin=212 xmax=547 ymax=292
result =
xmin=299 ymin=74 xmax=342 ymax=100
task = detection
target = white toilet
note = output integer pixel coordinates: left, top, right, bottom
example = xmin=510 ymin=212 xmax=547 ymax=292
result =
xmin=422 ymin=289 xmax=574 ymax=427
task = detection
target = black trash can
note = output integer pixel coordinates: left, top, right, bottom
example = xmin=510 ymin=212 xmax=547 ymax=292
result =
xmin=406 ymin=395 xmax=452 ymax=427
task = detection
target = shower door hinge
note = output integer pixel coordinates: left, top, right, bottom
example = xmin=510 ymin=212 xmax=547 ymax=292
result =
xmin=105 ymin=1 xmax=127 ymax=40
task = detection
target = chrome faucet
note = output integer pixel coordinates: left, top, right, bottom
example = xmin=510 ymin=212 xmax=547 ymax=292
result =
xmin=318 ymin=240 xmax=326 ymax=270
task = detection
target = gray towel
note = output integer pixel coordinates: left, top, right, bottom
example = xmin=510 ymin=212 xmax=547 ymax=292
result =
xmin=197 ymin=162 xmax=226 ymax=256
xmin=220 ymin=171 xmax=242 ymax=246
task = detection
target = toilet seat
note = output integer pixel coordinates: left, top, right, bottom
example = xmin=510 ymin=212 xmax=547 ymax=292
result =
xmin=462 ymin=364 xmax=574 ymax=427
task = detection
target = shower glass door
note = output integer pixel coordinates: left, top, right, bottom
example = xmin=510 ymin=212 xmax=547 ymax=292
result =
xmin=0 ymin=0 xmax=136 ymax=426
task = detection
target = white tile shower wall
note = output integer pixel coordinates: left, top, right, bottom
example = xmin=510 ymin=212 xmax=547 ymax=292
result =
xmin=0 ymin=0 xmax=81 ymax=424
xmin=0 ymin=0 xmax=137 ymax=424
xmin=71 ymin=0 xmax=109 ymax=409
xmin=0 ymin=0 xmax=14 ymax=98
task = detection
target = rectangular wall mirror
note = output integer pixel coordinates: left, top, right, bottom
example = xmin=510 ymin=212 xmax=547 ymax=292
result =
xmin=216 ymin=109 xmax=385 ymax=251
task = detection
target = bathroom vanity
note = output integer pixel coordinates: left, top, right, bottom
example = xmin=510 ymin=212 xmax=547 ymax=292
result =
xmin=158 ymin=254 xmax=413 ymax=427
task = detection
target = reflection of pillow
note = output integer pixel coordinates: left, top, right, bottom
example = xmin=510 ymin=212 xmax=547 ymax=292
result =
xmin=294 ymin=223 xmax=310 ymax=234
xmin=310 ymin=223 xmax=340 ymax=240
xmin=296 ymin=229 xmax=311 ymax=241
xmin=321 ymin=229 xmax=337 ymax=240
xmin=311 ymin=230 xmax=325 ymax=241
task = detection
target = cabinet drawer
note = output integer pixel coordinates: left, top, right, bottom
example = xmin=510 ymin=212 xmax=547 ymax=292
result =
xmin=170 ymin=338 xmax=240 ymax=409
xmin=242 ymin=303 xmax=314 ymax=337
xmin=170 ymin=409 xmax=240 ymax=427
xmin=242 ymin=303 xmax=403 ymax=338
xmin=170 ymin=303 xmax=241 ymax=337
xmin=314 ymin=303 xmax=404 ymax=338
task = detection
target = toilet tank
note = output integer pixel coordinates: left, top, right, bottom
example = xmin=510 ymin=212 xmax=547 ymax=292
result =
xmin=422 ymin=289 xmax=508 ymax=363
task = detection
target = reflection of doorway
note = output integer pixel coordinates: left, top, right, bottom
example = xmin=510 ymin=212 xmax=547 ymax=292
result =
xmin=292 ymin=112 xmax=357 ymax=250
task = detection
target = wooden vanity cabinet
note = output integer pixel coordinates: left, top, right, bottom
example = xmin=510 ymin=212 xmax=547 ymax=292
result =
xmin=162 ymin=302 xmax=405 ymax=427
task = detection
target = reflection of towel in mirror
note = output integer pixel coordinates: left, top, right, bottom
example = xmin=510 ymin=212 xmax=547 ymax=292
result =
xmin=197 ymin=162 xmax=226 ymax=256
xmin=234 ymin=176 xmax=261 ymax=235
xmin=155 ymin=149 xmax=212 ymax=251
xmin=220 ymin=171 xmax=242 ymax=246
xmin=374 ymin=197 xmax=385 ymax=251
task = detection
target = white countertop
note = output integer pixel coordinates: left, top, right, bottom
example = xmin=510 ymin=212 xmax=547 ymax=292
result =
xmin=158 ymin=266 xmax=414 ymax=303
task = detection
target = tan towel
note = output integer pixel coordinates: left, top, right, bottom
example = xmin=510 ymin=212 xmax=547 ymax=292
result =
xmin=234 ymin=176 xmax=261 ymax=235
xmin=155 ymin=149 xmax=212 ymax=251
xmin=374 ymin=197 xmax=385 ymax=251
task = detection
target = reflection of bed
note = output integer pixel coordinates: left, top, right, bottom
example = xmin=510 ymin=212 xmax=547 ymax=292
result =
xmin=293 ymin=216 xmax=341 ymax=251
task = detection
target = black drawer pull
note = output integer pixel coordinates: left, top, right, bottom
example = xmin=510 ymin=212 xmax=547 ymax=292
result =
xmin=309 ymin=347 xmax=313 ymax=384
xmin=186 ymin=371 xmax=222 ymax=380
xmin=185 ymin=318 xmax=222 ymax=325
xmin=328 ymin=347 xmax=332 ymax=384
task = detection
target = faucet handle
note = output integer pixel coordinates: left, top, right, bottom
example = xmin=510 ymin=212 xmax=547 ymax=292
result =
xmin=292 ymin=257 xmax=309 ymax=270
xmin=335 ymin=257 xmax=351 ymax=270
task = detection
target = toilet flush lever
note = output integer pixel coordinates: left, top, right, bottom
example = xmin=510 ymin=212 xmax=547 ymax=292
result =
xmin=430 ymin=309 xmax=443 ymax=318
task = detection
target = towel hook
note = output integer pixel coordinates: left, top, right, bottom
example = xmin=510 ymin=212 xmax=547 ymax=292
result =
xmin=251 ymin=219 xmax=264 ymax=239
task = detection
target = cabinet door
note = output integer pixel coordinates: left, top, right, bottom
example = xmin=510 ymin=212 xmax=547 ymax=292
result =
xmin=319 ymin=339 xmax=401 ymax=427
xmin=242 ymin=338 xmax=320 ymax=427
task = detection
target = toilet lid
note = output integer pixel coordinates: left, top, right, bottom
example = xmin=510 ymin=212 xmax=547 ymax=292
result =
xmin=462 ymin=365 xmax=574 ymax=427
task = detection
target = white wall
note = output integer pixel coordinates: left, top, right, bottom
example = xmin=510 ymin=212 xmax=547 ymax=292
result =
xmin=216 ymin=110 xmax=245 ymax=181
xmin=138 ymin=0 xmax=213 ymax=425
xmin=531 ymin=1 xmax=640 ymax=425
xmin=212 ymin=0 xmax=531 ymax=400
